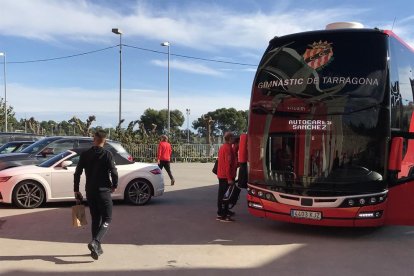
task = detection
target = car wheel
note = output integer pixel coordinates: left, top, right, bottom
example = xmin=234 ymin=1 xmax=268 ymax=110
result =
xmin=125 ymin=179 xmax=153 ymax=205
xmin=13 ymin=181 xmax=45 ymax=209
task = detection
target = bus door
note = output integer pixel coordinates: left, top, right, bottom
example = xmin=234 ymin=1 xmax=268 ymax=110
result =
xmin=267 ymin=133 xmax=297 ymax=186
xmin=385 ymin=135 xmax=414 ymax=226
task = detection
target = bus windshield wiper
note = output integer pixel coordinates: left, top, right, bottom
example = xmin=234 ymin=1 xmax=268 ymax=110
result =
xmin=319 ymin=103 xmax=383 ymax=116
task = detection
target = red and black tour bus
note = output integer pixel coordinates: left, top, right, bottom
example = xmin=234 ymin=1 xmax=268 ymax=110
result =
xmin=240 ymin=22 xmax=414 ymax=227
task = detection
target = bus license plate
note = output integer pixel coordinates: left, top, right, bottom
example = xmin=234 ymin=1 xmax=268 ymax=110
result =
xmin=291 ymin=210 xmax=322 ymax=220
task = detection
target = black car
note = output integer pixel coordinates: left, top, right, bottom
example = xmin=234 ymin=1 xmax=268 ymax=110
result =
xmin=0 ymin=136 xmax=134 ymax=170
xmin=0 ymin=132 xmax=44 ymax=145
xmin=0 ymin=141 xmax=34 ymax=154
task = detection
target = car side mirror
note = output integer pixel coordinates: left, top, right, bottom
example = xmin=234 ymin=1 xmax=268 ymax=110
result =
xmin=61 ymin=160 xmax=73 ymax=169
xmin=388 ymin=137 xmax=403 ymax=172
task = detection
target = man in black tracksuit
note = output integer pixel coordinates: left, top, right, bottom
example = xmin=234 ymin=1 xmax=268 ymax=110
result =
xmin=73 ymin=130 xmax=118 ymax=260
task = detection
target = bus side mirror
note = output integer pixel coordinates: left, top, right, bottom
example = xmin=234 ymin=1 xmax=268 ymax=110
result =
xmin=388 ymin=137 xmax=403 ymax=172
xmin=238 ymin=134 xmax=248 ymax=189
xmin=239 ymin=134 xmax=248 ymax=163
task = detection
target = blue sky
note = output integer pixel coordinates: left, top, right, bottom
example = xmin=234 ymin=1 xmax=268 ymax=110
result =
xmin=0 ymin=0 xmax=413 ymax=129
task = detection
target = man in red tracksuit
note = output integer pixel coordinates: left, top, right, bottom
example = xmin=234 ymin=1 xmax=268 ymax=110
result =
xmin=157 ymin=135 xmax=175 ymax=185
xmin=216 ymin=132 xmax=237 ymax=222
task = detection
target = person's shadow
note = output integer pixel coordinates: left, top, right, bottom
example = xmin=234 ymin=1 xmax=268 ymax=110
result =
xmin=0 ymin=254 xmax=93 ymax=264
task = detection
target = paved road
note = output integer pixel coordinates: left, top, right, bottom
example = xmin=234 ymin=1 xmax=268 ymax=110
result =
xmin=1 ymin=163 xmax=414 ymax=276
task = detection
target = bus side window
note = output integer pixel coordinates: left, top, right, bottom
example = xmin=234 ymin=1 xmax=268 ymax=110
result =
xmin=393 ymin=136 xmax=414 ymax=180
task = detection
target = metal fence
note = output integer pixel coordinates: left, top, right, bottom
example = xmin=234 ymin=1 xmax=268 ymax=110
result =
xmin=123 ymin=144 xmax=221 ymax=162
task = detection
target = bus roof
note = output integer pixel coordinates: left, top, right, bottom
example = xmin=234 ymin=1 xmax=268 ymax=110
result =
xmin=269 ymin=28 xmax=384 ymax=44
xmin=269 ymin=28 xmax=414 ymax=54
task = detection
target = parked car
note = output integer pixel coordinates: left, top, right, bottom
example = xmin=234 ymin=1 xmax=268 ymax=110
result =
xmin=0 ymin=141 xmax=34 ymax=154
xmin=0 ymin=136 xmax=134 ymax=171
xmin=0 ymin=132 xmax=43 ymax=146
xmin=0 ymin=148 xmax=164 ymax=208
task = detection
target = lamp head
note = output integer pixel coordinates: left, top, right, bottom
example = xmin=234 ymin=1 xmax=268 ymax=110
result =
xmin=161 ymin=42 xmax=170 ymax=47
xmin=112 ymin=28 xmax=122 ymax=35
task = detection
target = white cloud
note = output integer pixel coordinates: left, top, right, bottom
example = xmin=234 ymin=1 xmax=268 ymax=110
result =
xmin=151 ymin=59 xmax=223 ymax=76
xmin=0 ymin=0 xmax=387 ymax=50
xmin=7 ymin=82 xmax=249 ymax=128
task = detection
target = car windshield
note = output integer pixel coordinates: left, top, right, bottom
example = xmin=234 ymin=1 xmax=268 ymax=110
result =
xmin=21 ymin=138 xmax=58 ymax=154
xmin=0 ymin=142 xmax=18 ymax=154
xmin=250 ymin=31 xmax=389 ymax=196
xmin=38 ymin=151 xmax=72 ymax=167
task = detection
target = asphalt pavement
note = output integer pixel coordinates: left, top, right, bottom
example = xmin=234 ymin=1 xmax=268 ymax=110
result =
xmin=1 ymin=163 xmax=414 ymax=276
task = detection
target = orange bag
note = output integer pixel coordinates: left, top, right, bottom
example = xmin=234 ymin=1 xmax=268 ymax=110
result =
xmin=72 ymin=204 xmax=87 ymax=227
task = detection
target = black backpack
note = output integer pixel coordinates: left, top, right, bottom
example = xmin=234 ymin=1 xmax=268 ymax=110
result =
xmin=223 ymin=183 xmax=241 ymax=209
xmin=212 ymin=159 xmax=218 ymax=175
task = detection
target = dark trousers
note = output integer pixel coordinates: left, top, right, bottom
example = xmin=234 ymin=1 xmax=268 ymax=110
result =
xmin=217 ymin=178 xmax=230 ymax=217
xmin=159 ymin=160 xmax=174 ymax=180
xmin=86 ymin=190 xmax=113 ymax=243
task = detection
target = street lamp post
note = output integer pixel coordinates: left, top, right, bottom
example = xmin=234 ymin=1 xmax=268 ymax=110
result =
xmin=0 ymin=52 xmax=7 ymax=132
xmin=161 ymin=42 xmax=170 ymax=134
xmin=112 ymin=28 xmax=123 ymax=127
xmin=186 ymin=108 xmax=190 ymax=143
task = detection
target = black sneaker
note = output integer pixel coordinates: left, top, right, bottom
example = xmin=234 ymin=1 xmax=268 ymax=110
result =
xmin=217 ymin=216 xmax=235 ymax=222
xmin=97 ymin=243 xmax=103 ymax=255
xmin=171 ymin=179 xmax=175 ymax=186
xmin=88 ymin=240 xmax=100 ymax=260
xmin=227 ymin=210 xmax=236 ymax=217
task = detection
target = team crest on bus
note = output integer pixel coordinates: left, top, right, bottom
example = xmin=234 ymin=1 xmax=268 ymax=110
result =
xmin=303 ymin=41 xmax=333 ymax=70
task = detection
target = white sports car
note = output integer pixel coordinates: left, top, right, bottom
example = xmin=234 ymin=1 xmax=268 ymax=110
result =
xmin=0 ymin=149 xmax=164 ymax=208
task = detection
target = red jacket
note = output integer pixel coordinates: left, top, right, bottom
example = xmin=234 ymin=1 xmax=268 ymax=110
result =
xmin=157 ymin=141 xmax=172 ymax=161
xmin=217 ymin=143 xmax=237 ymax=182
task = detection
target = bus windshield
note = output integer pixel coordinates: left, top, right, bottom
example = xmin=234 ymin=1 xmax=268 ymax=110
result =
xmin=250 ymin=30 xmax=389 ymax=196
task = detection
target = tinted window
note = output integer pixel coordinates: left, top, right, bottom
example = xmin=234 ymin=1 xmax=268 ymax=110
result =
xmin=0 ymin=143 xmax=19 ymax=154
xmin=108 ymin=141 xmax=128 ymax=153
xmin=389 ymin=37 xmax=414 ymax=132
xmin=251 ymin=31 xmax=388 ymax=196
xmin=254 ymin=31 xmax=387 ymax=111
xmin=106 ymin=141 xmax=133 ymax=165
xmin=38 ymin=151 xmax=72 ymax=167
xmin=45 ymin=139 xmax=76 ymax=155
xmin=22 ymin=137 xmax=60 ymax=154
xmin=78 ymin=139 xmax=93 ymax=147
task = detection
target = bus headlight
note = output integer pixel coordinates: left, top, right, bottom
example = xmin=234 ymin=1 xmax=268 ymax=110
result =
xmin=358 ymin=211 xmax=383 ymax=219
xmin=340 ymin=193 xmax=387 ymax=208
xmin=248 ymin=202 xmax=264 ymax=209
xmin=248 ymin=187 xmax=277 ymax=202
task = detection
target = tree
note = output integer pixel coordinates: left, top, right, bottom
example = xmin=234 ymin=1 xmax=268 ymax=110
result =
xmin=58 ymin=120 xmax=73 ymax=135
xmin=140 ymin=108 xmax=164 ymax=134
xmin=140 ymin=108 xmax=185 ymax=134
xmin=27 ymin=117 xmax=41 ymax=134
xmin=0 ymin=98 xmax=17 ymax=132
xmin=68 ymin=115 xmax=96 ymax=136
xmin=167 ymin=109 xmax=185 ymax=131
xmin=193 ymin=108 xmax=248 ymax=139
